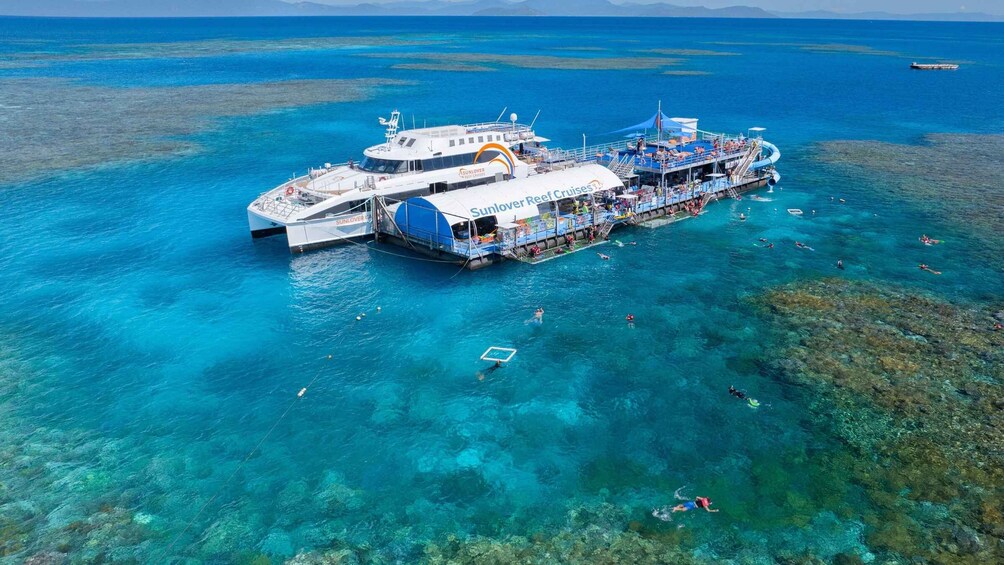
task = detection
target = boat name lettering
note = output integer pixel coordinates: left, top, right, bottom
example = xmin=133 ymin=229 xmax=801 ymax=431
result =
xmin=458 ymin=166 xmax=486 ymax=179
xmin=335 ymin=213 xmax=367 ymax=226
xmin=469 ymin=183 xmax=599 ymax=218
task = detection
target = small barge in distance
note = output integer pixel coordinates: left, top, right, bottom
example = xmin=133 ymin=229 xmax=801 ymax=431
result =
xmin=911 ymin=62 xmax=959 ymax=70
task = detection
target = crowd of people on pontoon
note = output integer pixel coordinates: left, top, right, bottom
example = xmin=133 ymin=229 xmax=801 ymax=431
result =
xmin=609 ymin=135 xmax=749 ymax=168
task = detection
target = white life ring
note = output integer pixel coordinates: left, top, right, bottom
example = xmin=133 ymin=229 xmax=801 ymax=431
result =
xmin=284 ymin=186 xmax=294 ymax=196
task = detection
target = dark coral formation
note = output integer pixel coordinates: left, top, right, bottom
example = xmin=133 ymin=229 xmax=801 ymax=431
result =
xmin=755 ymin=278 xmax=1004 ymax=563
xmin=284 ymin=502 xmax=701 ymax=565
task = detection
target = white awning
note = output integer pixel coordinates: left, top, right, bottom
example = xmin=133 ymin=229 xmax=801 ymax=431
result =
xmin=417 ymin=164 xmax=623 ymax=223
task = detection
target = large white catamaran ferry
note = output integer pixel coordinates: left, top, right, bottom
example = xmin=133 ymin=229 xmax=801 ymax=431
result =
xmin=247 ymin=110 xmax=543 ymax=252
xmin=248 ymin=105 xmax=781 ymax=266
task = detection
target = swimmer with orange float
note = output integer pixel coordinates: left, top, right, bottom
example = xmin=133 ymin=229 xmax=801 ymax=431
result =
xmin=919 ymin=234 xmax=942 ymax=246
xmin=672 ymin=496 xmax=718 ymax=513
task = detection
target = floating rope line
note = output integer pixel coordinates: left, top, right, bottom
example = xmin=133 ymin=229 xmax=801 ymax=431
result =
xmin=158 ymin=354 xmax=334 ymax=560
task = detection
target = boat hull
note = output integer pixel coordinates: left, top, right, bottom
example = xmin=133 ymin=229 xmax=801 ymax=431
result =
xmin=248 ymin=208 xmax=286 ymax=238
xmin=286 ymin=212 xmax=374 ymax=253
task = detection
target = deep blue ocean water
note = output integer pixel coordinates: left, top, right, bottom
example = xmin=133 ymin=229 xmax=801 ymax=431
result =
xmin=0 ymin=16 xmax=1002 ymax=563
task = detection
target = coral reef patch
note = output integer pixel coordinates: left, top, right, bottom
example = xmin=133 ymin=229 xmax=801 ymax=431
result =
xmin=816 ymin=134 xmax=1004 ymax=260
xmin=0 ymin=77 xmax=408 ymax=184
xmin=755 ymin=278 xmax=1004 ymax=564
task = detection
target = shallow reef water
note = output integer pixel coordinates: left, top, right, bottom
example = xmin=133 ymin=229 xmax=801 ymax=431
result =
xmin=1 ymin=14 xmax=1003 ymax=565
xmin=359 ymin=51 xmax=684 ymax=70
xmin=0 ymin=77 xmax=408 ymax=184
xmin=755 ymin=279 xmax=1004 ymax=564
xmin=817 ymin=134 xmax=1004 ymax=261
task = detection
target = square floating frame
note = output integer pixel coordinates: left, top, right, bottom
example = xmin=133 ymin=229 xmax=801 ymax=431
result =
xmin=480 ymin=346 xmax=517 ymax=363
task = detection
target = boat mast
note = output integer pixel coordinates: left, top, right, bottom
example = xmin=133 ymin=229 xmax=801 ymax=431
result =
xmin=378 ymin=110 xmax=401 ymax=147
xmin=657 ymin=100 xmax=662 ymax=146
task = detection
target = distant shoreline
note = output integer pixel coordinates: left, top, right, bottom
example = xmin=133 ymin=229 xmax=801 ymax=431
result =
xmin=1 ymin=14 xmax=1003 ymax=23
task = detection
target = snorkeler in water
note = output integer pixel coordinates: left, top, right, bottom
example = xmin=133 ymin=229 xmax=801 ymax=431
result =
xmin=476 ymin=360 xmax=503 ymax=381
xmin=597 ymin=253 xmax=610 ymax=260
xmin=672 ymin=496 xmax=718 ymax=513
xmin=837 ymin=259 xmax=844 ymax=270
xmin=534 ymin=307 xmax=544 ymax=323
xmin=919 ymin=263 xmax=942 ymax=275
xmin=728 ymin=385 xmax=747 ymax=400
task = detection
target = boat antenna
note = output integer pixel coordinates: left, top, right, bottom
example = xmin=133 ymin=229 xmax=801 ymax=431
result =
xmin=378 ymin=110 xmax=400 ymax=146
xmin=529 ymin=109 xmax=541 ymax=129
xmin=412 ymin=114 xmax=416 ymax=130
xmin=495 ymin=106 xmax=508 ymax=123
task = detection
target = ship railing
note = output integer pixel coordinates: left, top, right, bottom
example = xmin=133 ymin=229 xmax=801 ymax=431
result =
xmin=550 ymin=137 xmax=749 ymax=168
xmin=394 ymin=178 xmax=741 ymax=258
xmin=545 ymin=142 xmax=615 ymax=164
xmin=651 ymin=148 xmax=747 ymax=172
xmin=463 ymin=121 xmax=535 ymax=134
xmin=255 ymin=195 xmax=309 ymax=219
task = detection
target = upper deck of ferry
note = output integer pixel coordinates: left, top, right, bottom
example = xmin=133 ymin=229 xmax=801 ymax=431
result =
xmin=363 ymin=119 xmax=540 ymax=163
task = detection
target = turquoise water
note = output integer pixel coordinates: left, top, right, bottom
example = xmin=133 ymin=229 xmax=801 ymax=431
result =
xmin=1 ymin=16 xmax=1003 ymax=563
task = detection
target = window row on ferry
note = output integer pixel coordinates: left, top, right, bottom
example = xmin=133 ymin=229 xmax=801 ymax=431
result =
xmin=358 ymin=150 xmax=509 ymax=175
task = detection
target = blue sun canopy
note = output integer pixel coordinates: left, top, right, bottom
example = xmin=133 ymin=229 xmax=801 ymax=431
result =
xmin=609 ymin=112 xmax=685 ymax=134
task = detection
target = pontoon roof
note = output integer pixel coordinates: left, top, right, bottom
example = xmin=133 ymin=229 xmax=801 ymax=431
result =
xmin=415 ymin=164 xmax=623 ymax=223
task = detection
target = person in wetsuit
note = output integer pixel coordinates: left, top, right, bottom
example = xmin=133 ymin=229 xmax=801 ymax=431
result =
xmin=672 ymin=496 xmax=718 ymax=513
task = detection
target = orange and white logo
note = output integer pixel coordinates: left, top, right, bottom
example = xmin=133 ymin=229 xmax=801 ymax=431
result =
xmin=473 ymin=143 xmax=517 ymax=175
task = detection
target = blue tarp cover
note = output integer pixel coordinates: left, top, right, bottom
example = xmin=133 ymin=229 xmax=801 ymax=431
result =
xmin=395 ymin=197 xmax=455 ymax=247
xmin=609 ymin=112 xmax=684 ymax=134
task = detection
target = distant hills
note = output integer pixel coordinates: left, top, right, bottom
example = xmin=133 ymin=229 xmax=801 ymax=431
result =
xmin=0 ymin=0 xmax=1001 ymax=21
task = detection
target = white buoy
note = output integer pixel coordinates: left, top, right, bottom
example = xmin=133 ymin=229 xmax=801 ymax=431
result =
xmin=297 ymin=388 xmax=307 ymax=398
xmin=377 ymin=306 xmax=381 ymax=311
xmin=361 ymin=313 xmax=366 ymax=317
xmin=356 ymin=316 xmax=361 ymax=321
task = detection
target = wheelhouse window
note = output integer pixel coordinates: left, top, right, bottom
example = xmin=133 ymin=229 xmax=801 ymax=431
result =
xmin=406 ymin=138 xmax=417 ymax=147
xmin=359 ymin=157 xmax=407 ymax=174
xmin=421 ymin=152 xmax=478 ymax=172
